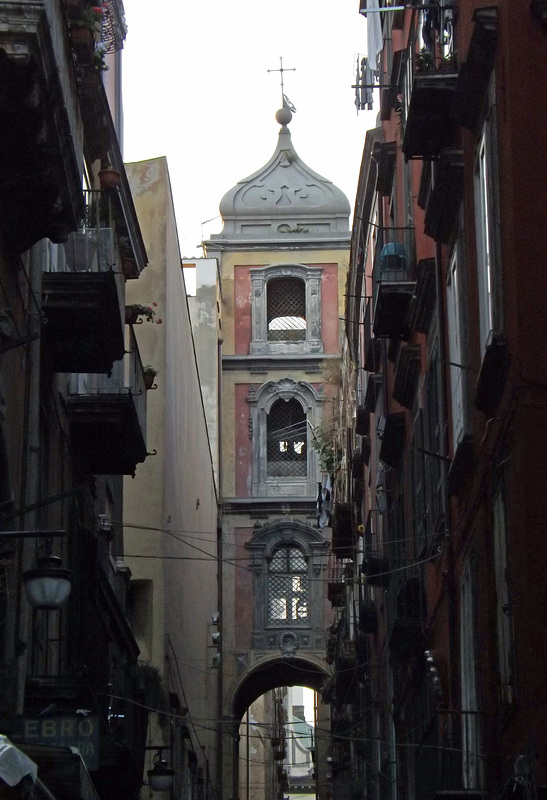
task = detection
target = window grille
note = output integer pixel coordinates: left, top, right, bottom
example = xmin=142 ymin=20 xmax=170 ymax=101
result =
xmin=268 ymin=546 xmax=309 ymax=624
xmin=267 ymin=278 xmax=306 ymax=341
xmin=267 ymin=399 xmax=307 ymax=477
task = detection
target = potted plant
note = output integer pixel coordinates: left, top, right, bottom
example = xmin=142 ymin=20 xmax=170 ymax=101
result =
xmin=71 ymin=4 xmax=104 ymax=32
xmin=143 ymin=365 xmax=158 ymax=390
xmin=99 ymin=163 xmax=120 ymax=190
xmin=93 ymin=44 xmax=109 ymax=73
xmin=69 ymin=4 xmax=104 ymax=64
xmin=125 ymin=303 xmax=157 ymax=324
xmin=415 ymin=47 xmax=434 ymax=73
xmin=119 ymin=235 xmax=136 ymax=278
xmin=320 ymin=675 xmax=335 ymax=704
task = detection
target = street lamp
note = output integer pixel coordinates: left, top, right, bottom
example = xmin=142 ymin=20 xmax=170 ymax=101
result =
xmin=146 ymin=748 xmax=175 ymax=792
xmin=0 ymin=530 xmax=72 ymax=610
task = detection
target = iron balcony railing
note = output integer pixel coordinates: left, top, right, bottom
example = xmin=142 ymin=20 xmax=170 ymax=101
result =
xmin=61 ymin=190 xmax=116 ymax=274
xmin=401 ymin=2 xmax=457 ymax=128
xmin=372 ymin=226 xmax=416 ymax=311
xmin=68 ymin=326 xmax=147 ymax=439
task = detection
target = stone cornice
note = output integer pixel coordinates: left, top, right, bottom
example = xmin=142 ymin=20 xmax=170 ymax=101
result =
xmin=222 ymin=353 xmax=339 ymax=372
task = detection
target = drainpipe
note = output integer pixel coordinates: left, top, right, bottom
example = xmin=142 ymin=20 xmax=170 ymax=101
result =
xmin=16 ymin=240 xmax=46 ymax=712
xmin=216 ymin=330 xmax=224 ymax=800
xmin=434 ymin=239 xmax=456 ymax=708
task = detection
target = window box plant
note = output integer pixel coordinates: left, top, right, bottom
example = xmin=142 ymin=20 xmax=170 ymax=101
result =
xmin=125 ymin=304 xmax=156 ymax=325
xmin=143 ymin=365 xmax=158 ymax=390
xmin=99 ymin=164 xmax=121 ymax=190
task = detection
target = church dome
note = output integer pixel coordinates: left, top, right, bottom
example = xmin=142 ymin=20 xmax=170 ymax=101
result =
xmin=211 ymin=108 xmax=351 ymax=244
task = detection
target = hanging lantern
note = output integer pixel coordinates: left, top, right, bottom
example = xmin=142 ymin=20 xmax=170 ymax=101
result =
xmin=147 ymin=751 xmax=175 ymax=792
xmin=23 ymin=553 xmax=72 ymax=610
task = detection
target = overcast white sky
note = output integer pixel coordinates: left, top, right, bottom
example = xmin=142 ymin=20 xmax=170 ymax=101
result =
xmin=121 ymin=0 xmax=377 ymax=257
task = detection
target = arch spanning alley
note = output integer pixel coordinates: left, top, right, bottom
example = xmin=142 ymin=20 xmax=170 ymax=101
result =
xmin=231 ymin=656 xmax=327 ymax=721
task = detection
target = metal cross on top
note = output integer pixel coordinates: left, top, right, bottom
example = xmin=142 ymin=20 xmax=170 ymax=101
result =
xmin=267 ymin=56 xmax=296 ymax=110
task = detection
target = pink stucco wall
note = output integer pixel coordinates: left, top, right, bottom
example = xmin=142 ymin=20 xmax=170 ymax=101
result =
xmin=235 ymin=384 xmax=252 ymax=496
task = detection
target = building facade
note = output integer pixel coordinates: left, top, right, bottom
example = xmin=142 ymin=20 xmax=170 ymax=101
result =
xmin=333 ymin=4 xmax=547 ymax=800
xmin=123 ymin=158 xmax=220 ymax=800
xmin=0 ymin=1 xmax=152 ymax=798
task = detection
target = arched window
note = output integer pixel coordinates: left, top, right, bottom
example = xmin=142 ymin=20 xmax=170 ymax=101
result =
xmin=267 ymin=278 xmax=306 ymax=342
xmin=267 ymin=398 xmax=307 ymax=478
xmin=246 ymin=521 xmax=329 ymax=648
xmin=249 ymin=264 xmax=323 ymax=356
xmin=268 ymin=546 xmax=309 ymax=624
xmin=249 ymin=379 xmax=321 ymax=498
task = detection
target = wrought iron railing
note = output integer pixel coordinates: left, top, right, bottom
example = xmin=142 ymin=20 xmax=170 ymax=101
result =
xmin=401 ymin=3 xmax=458 ymax=126
xmin=68 ymin=327 xmax=147 ymax=438
xmin=101 ymin=0 xmax=128 ymax=53
xmin=60 ymin=190 xmax=116 ymax=273
xmin=372 ymin=226 xmax=416 ymax=311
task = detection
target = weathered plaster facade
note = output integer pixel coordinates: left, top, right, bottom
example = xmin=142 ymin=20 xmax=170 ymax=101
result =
xmin=124 ymin=158 xmax=220 ymax=796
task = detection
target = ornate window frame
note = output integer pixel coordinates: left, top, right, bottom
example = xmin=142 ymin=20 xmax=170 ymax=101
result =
xmin=246 ymin=520 xmax=329 ymax=651
xmin=248 ymin=378 xmax=324 ymax=498
xmin=249 ymin=263 xmax=323 ymax=355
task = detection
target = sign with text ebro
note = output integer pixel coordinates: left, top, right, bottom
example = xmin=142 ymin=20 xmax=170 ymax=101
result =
xmin=15 ymin=716 xmax=99 ymax=771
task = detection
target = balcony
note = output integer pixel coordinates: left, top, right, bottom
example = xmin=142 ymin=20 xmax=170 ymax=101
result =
xmin=407 ymin=258 xmax=437 ymax=335
xmin=363 ymin=298 xmax=381 ymax=371
xmin=401 ymin=17 xmax=459 ymax=161
xmin=379 ymin=412 xmax=406 ymax=470
xmin=66 ymin=328 xmax=147 ymax=475
xmin=376 ymin=142 xmax=397 ymax=196
xmin=358 ymin=599 xmax=378 ymax=634
xmin=0 ymin=0 xmax=84 ymax=252
xmin=401 ymin=4 xmax=459 ymax=161
xmin=42 ymin=192 xmax=125 ymax=373
xmin=355 ymin=407 xmax=370 ymax=437
xmin=327 ymin=581 xmax=345 ymax=609
xmin=361 ymin=553 xmax=391 ymax=589
xmin=393 ymin=345 xmax=421 ymax=409
xmin=364 ymin=374 xmax=382 ymax=412
xmin=403 ymin=70 xmax=458 ymax=160
xmin=389 ymin=577 xmax=426 ymax=660
xmin=475 ymin=333 xmax=509 ymax=416
xmin=447 ymin=434 xmax=474 ymax=498
xmin=331 ymin=503 xmax=354 ymax=559
xmin=452 ymin=8 xmax=498 ymax=134
xmin=372 ymin=227 xmax=415 ymax=339
xmin=352 ymin=449 xmax=365 ymax=482
xmin=424 ymin=149 xmax=464 ymax=244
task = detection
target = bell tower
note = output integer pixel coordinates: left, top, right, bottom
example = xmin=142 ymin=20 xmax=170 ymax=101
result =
xmin=204 ymin=104 xmax=351 ymax=799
